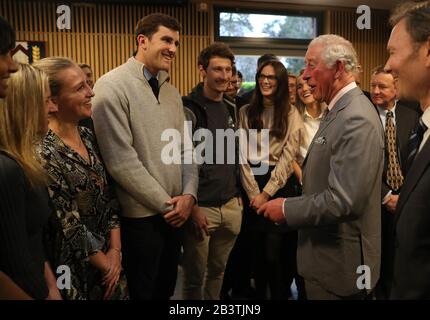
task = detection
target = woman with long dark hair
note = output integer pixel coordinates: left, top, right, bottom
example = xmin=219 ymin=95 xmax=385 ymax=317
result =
xmin=239 ymin=59 xmax=304 ymax=299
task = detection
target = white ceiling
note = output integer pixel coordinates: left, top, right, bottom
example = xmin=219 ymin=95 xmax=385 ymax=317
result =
xmin=230 ymin=0 xmax=402 ymax=10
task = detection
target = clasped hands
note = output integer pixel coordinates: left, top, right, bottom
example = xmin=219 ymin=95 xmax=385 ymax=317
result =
xmin=102 ymin=248 xmax=122 ymax=300
xmin=163 ymin=194 xmax=195 ymax=228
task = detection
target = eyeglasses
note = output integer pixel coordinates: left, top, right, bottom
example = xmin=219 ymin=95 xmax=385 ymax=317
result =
xmin=258 ymin=74 xmax=277 ymax=82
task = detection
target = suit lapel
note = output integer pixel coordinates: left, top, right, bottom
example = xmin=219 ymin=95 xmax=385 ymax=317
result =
xmin=302 ymin=109 xmax=337 ymax=166
xmin=395 ymin=106 xmax=412 ymax=161
xmin=303 ymin=87 xmax=361 ymax=168
xmin=395 ymin=138 xmax=430 ymax=224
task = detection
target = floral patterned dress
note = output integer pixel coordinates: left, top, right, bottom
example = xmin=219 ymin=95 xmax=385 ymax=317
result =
xmin=38 ymin=127 xmax=127 ymax=300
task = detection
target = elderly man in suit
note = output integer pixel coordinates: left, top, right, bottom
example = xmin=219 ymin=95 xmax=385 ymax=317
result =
xmin=384 ymin=1 xmax=430 ymax=299
xmin=369 ymin=66 xmax=419 ymax=299
xmin=258 ymin=34 xmax=384 ymax=299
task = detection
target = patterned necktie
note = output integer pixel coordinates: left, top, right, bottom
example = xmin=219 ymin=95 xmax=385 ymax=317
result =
xmin=385 ymin=111 xmax=404 ymax=191
xmin=148 ymin=77 xmax=159 ymax=99
xmin=406 ymin=117 xmax=428 ymax=171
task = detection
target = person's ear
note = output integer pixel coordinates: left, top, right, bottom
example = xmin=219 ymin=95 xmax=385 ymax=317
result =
xmin=137 ymin=34 xmax=148 ymax=51
xmin=334 ymin=60 xmax=345 ymax=80
xmin=49 ymin=96 xmax=59 ymax=113
xmin=424 ymin=36 xmax=430 ymax=68
xmin=198 ymin=64 xmax=206 ymax=80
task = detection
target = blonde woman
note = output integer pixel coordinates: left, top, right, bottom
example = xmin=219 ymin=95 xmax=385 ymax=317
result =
xmin=0 ymin=63 xmax=60 ymax=299
xmin=34 ymin=57 xmax=127 ymax=300
xmin=295 ymin=69 xmax=325 ymax=159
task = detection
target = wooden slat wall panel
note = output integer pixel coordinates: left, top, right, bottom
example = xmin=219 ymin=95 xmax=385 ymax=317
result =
xmin=1 ymin=0 xmax=389 ymax=94
xmin=327 ymin=8 xmax=390 ymax=91
xmin=0 ymin=0 xmax=209 ymax=95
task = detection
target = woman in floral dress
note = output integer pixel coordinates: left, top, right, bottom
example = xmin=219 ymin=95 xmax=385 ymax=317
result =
xmin=34 ymin=57 xmax=127 ymax=300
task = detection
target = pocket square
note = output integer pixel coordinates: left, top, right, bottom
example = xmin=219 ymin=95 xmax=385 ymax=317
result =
xmin=314 ymin=136 xmax=327 ymax=145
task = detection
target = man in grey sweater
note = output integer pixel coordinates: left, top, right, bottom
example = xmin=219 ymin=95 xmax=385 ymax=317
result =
xmin=92 ymin=13 xmax=198 ymax=300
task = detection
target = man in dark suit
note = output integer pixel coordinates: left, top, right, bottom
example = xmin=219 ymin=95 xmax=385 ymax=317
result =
xmin=369 ymin=66 xmax=419 ymax=299
xmin=384 ymin=0 xmax=430 ymax=299
xmin=258 ymin=34 xmax=384 ymax=299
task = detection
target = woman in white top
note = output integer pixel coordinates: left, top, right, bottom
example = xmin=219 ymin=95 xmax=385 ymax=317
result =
xmin=296 ymin=69 xmax=326 ymax=156
xmin=293 ymin=69 xmax=326 ymax=183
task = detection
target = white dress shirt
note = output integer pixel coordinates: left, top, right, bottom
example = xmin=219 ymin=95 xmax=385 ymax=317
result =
xmin=377 ymin=102 xmax=397 ymax=130
xmin=419 ymin=105 xmax=430 ymax=153
xmin=300 ymin=108 xmax=324 ymax=159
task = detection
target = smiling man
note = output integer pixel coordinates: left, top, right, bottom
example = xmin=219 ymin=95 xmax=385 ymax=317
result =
xmin=181 ymin=43 xmax=242 ymax=300
xmin=384 ymin=0 xmax=430 ymax=299
xmin=92 ymin=13 xmax=198 ymax=300
xmin=369 ymin=66 xmax=418 ymax=299
xmin=258 ymin=34 xmax=384 ymax=299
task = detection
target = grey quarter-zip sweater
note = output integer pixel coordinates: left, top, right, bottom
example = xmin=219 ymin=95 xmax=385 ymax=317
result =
xmin=92 ymin=57 xmax=198 ymax=218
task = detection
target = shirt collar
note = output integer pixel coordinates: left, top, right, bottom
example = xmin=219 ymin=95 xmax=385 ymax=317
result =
xmin=304 ymin=108 xmax=324 ymax=120
xmin=143 ymin=67 xmax=159 ymax=81
xmin=377 ymin=100 xmax=397 ymax=116
xmin=327 ymin=81 xmax=357 ymax=111
xmin=421 ymin=105 xmax=430 ymax=129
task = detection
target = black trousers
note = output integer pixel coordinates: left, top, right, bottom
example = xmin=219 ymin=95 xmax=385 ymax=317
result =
xmin=222 ymin=166 xmax=306 ymax=300
xmin=120 ymin=215 xmax=183 ymax=300
xmin=375 ymin=205 xmax=396 ymax=299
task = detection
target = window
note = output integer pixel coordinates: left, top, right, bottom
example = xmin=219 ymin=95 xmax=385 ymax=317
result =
xmin=215 ymin=7 xmax=323 ymax=46
xmin=215 ymin=7 xmax=322 ymax=93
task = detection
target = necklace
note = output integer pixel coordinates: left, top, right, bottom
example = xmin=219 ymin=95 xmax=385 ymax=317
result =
xmin=61 ymin=135 xmax=84 ymax=151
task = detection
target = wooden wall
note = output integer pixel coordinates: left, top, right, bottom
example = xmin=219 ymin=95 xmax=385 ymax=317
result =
xmin=0 ymin=0 xmax=210 ymax=95
xmin=327 ymin=8 xmax=390 ymax=91
xmin=1 ymin=0 xmax=389 ymax=93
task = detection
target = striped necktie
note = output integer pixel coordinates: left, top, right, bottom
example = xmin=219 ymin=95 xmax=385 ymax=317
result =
xmin=406 ymin=117 xmax=427 ymax=171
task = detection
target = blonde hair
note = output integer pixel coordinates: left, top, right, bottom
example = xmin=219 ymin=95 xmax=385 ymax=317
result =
xmin=0 ymin=63 xmax=48 ymax=186
xmin=33 ymin=57 xmax=75 ymax=97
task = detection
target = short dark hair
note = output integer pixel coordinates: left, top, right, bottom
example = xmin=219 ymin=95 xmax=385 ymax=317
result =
xmin=390 ymin=1 xmax=430 ymax=44
xmin=134 ymin=13 xmax=181 ymax=47
xmin=0 ymin=16 xmax=16 ymax=55
xmin=237 ymin=70 xmax=243 ymax=79
xmin=79 ymin=63 xmax=92 ymax=70
xmin=197 ymin=42 xmax=235 ymax=70
xmin=257 ymin=53 xmax=279 ymax=68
